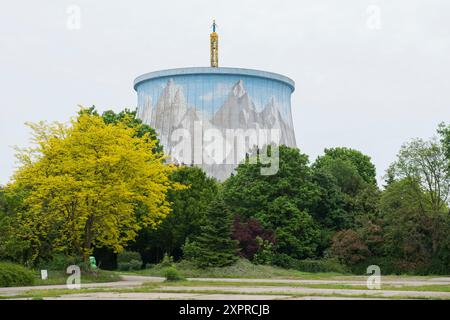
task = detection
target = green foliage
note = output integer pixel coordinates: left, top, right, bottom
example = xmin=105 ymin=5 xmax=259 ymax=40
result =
xmin=80 ymin=106 xmax=162 ymax=153
xmin=160 ymin=253 xmax=175 ymax=267
xmin=314 ymin=147 xmax=377 ymax=186
xmin=224 ymin=146 xmax=320 ymax=218
xmin=351 ymin=178 xmax=450 ymax=274
xmin=143 ymin=258 xmax=327 ymax=279
xmin=8 ymin=111 xmax=179 ymax=265
xmin=329 ymin=229 xmax=370 ymax=265
xmin=438 ymin=122 xmax=450 ymax=167
xmin=309 ymin=170 xmax=348 ymax=230
xmin=223 ymin=146 xmax=321 ymax=260
xmin=133 ymin=166 xmax=218 ymax=262
xmin=36 ymin=254 xmax=80 ymax=271
xmin=2 ymin=108 xmax=450 ymax=276
xmin=182 ymin=198 xmax=239 ymax=268
xmin=117 ymin=251 xmax=142 ymax=271
xmin=380 ymin=180 xmax=438 ymax=264
xmin=0 ymin=188 xmax=31 ymax=265
xmin=164 ymin=266 xmax=184 ymax=281
xmin=296 ymin=259 xmax=349 ymax=273
xmin=265 ymin=197 xmax=320 ymax=259
xmin=311 ymin=149 xmax=381 ymax=231
xmin=0 ymin=262 xmax=35 ymax=287
xmin=272 ymin=253 xmax=298 ymax=269
xmin=252 ymin=236 xmax=275 ymax=265
xmin=272 ymin=254 xmax=347 ymax=273
xmin=388 ymin=137 xmax=450 ymax=212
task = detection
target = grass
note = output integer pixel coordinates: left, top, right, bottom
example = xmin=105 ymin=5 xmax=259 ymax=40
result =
xmin=0 ymin=285 xmax=436 ymax=301
xmin=141 ymin=280 xmax=450 ymax=292
xmin=33 ymin=269 xmax=121 ymax=286
xmin=1 ymin=259 xmax=448 ymax=300
xmin=127 ymin=259 xmax=352 ymax=280
xmin=2 ymin=279 xmax=450 ymax=300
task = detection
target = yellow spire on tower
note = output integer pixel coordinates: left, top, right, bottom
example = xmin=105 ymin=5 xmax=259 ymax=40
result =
xmin=210 ymin=19 xmax=219 ymax=67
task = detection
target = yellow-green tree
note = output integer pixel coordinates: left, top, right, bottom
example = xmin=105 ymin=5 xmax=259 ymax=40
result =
xmin=9 ymin=111 xmax=180 ymax=263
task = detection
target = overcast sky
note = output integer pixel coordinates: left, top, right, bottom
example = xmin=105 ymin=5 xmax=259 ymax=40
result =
xmin=1 ymin=0 xmax=449 ymax=185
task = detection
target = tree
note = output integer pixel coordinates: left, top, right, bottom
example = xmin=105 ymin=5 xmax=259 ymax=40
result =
xmin=182 ymin=198 xmax=238 ymax=268
xmin=311 ymin=149 xmax=380 ymax=231
xmin=329 ymin=229 xmax=370 ymax=265
xmin=313 ymin=147 xmax=377 ymax=186
xmin=378 ymin=179 xmax=450 ymax=272
xmin=438 ymin=122 xmax=450 ymax=169
xmin=132 ymin=166 xmax=218 ymax=262
xmin=81 ymin=107 xmax=162 ymax=153
xmin=0 ymin=187 xmax=31 ymax=264
xmin=388 ymin=137 xmax=450 ymax=212
xmin=222 ymin=146 xmax=322 ymax=260
xmin=264 ymin=197 xmax=320 ymax=259
xmin=9 ymin=111 xmax=180 ymax=264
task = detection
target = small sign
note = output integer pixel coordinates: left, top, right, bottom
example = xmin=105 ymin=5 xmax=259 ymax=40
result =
xmin=40 ymin=269 xmax=48 ymax=280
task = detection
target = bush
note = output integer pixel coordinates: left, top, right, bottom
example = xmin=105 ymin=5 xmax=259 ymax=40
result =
xmin=296 ymin=259 xmax=349 ymax=273
xmin=164 ymin=266 xmax=183 ymax=281
xmin=160 ymin=253 xmax=174 ymax=267
xmin=37 ymin=254 xmax=79 ymax=271
xmin=350 ymin=257 xmax=437 ymax=275
xmin=117 ymin=251 xmax=142 ymax=271
xmin=0 ymin=262 xmax=35 ymax=287
xmin=272 ymin=253 xmax=298 ymax=269
xmin=273 ymin=255 xmax=348 ymax=273
xmin=329 ymin=230 xmax=370 ymax=265
xmin=351 ymin=257 xmax=399 ymax=275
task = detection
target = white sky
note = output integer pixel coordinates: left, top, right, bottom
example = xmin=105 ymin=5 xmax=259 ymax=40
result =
xmin=1 ymin=0 xmax=449 ymax=185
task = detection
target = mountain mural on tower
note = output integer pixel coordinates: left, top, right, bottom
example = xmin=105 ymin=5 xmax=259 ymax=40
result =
xmin=138 ymin=78 xmax=296 ymax=180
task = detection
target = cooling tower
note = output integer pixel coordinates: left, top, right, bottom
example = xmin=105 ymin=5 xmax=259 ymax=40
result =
xmin=134 ymin=21 xmax=295 ymax=180
xmin=134 ymin=67 xmax=296 ymax=180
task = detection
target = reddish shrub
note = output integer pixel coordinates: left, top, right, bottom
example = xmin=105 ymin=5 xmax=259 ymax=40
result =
xmin=232 ymin=216 xmax=276 ymax=260
xmin=330 ymin=229 xmax=370 ymax=265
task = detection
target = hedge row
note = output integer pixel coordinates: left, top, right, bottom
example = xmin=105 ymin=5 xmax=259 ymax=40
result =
xmin=0 ymin=262 xmax=35 ymax=287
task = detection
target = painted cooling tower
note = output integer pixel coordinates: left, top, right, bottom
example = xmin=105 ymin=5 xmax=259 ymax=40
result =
xmin=134 ymin=67 xmax=296 ymax=180
xmin=134 ymin=22 xmax=296 ymax=180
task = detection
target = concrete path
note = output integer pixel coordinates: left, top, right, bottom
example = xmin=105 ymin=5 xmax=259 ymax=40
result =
xmin=1 ymin=274 xmax=449 ymax=300
xmin=0 ymin=275 xmax=162 ymax=296
xmin=43 ymin=292 xmax=292 ymax=300
xmin=187 ymin=277 xmax=450 ymax=287
xmin=160 ymin=285 xmax=450 ymax=299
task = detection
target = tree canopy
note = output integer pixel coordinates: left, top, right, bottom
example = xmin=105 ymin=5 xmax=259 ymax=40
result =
xmin=8 ymin=111 xmax=180 ymax=263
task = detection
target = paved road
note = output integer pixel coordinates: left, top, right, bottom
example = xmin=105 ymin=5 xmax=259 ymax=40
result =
xmin=1 ymin=275 xmax=449 ymax=300
xmin=0 ymin=275 xmax=162 ymax=296
xmin=160 ymin=285 xmax=450 ymax=299
xmin=187 ymin=277 xmax=450 ymax=287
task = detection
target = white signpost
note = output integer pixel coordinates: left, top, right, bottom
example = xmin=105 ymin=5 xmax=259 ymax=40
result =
xmin=40 ymin=269 xmax=48 ymax=280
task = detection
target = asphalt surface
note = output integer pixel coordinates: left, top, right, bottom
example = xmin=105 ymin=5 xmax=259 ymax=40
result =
xmin=1 ymin=275 xmax=449 ymax=300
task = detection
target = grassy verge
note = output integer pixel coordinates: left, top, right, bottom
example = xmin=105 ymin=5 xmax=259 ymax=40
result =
xmin=33 ymin=269 xmax=121 ymax=286
xmin=3 ymin=277 xmax=450 ymax=300
xmin=2 ymin=284 xmax=448 ymax=300
xmin=149 ymin=280 xmax=450 ymax=293
xmin=127 ymin=259 xmax=352 ymax=280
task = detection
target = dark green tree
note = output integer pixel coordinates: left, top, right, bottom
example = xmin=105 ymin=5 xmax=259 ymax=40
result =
xmin=310 ymin=168 xmax=348 ymax=230
xmin=314 ymin=147 xmax=377 ymax=186
xmin=183 ymin=198 xmax=239 ymax=268
xmin=132 ymin=166 xmax=218 ymax=262
xmin=80 ymin=106 xmax=162 ymax=152
xmin=222 ymin=145 xmax=322 ymax=260
xmin=264 ymin=197 xmax=320 ymax=259
xmin=311 ymin=148 xmax=380 ymax=231
xmin=0 ymin=187 xmax=31 ymax=264
xmin=438 ymin=123 xmax=450 ymax=179
xmin=377 ymin=179 xmax=450 ymax=272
